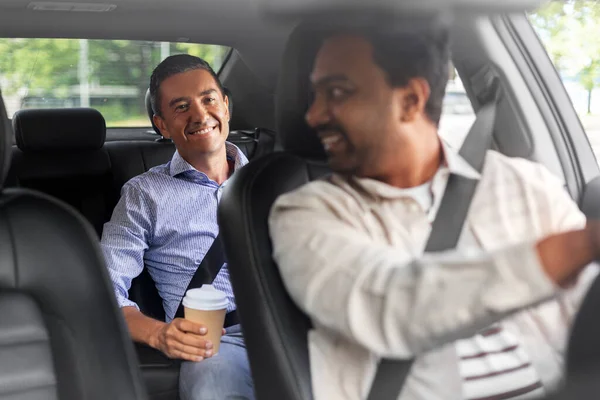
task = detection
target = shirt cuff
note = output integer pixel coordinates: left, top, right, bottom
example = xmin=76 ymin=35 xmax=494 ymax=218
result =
xmin=118 ymin=297 xmax=140 ymax=311
xmin=482 ymin=242 xmax=557 ymax=312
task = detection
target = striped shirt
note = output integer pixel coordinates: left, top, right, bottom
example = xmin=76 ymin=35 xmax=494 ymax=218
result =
xmin=392 ymin=150 xmax=544 ymax=400
xmin=101 ymin=142 xmax=247 ymax=322
xmin=456 ymin=324 xmax=544 ymax=400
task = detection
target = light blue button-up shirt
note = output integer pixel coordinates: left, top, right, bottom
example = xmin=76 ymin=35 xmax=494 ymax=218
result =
xmin=101 ymin=142 xmax=247 ymax=322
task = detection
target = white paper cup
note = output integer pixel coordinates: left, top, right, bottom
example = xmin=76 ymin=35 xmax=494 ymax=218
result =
xmin=182 ymin=285 xmax=229 ymax=354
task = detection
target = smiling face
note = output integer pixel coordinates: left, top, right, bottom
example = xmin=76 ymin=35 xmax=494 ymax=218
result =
xmin=153 ymin=68 xmax=230 ymax=164
xmin=305 ymin=34 xmax=435 ymax=180
xmin=306 ymin=34 xmax=401 ymax=177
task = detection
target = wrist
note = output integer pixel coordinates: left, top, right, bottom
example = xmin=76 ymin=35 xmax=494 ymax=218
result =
xmin=146 ymin=322 xmax=164 ymax=349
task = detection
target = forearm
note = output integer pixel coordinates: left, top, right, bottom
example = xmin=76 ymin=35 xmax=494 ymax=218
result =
xmin=537 ymin=226 xmax=598 ymax=287
xmin=122 ymin=306 xmax=165 ymax=348
xmin=273 ymin=223 xmax=598 ymax=360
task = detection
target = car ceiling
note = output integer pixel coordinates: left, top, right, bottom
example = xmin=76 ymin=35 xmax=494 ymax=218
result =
xmin=0 ymin=0 xmax=545 ymax=86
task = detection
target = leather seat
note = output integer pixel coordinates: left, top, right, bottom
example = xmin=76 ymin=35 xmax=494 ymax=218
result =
xmin=0 ymin=95 xmax=147 ymax=400
xmin=8 ymin=108 xmax=113 ymax=236
xmin=217 ymin=24 xmax=329 ymax=400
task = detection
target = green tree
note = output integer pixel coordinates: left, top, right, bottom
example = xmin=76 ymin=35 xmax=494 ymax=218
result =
xmin=531 ymin=1 xmax=600 ymax=114
xmin=0 ymin=38 xmax=229 ymax=124
xmin=0 ymin=38 xmax=79 ymax=95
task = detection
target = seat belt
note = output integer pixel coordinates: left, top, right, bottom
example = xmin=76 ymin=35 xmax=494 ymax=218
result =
xmin=173 ymin=234 xmax=227 ymax=319
xmin=365 ymin=101 xmax=497 ymax=400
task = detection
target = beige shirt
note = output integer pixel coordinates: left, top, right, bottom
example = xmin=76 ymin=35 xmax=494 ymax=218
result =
xmin=268 ymin=145 xmax=598 ymax=400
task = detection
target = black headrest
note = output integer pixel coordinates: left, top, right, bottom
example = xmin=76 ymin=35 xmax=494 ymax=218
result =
xmin=276 ymin=23 xmax=326 ymax=160
xmin=13 ymin=108 xmax=106 ymax=153
xmin=0 ymin=88 xmax=11 ymax=189
xmin=145 ymin=86 xmax=234 ymax=136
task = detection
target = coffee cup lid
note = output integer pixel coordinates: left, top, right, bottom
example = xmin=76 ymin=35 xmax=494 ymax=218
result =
xmin=182 ymin=285 xmax=229 ymax=311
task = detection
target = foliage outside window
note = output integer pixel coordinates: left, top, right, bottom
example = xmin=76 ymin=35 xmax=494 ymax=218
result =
xmin=530 ymin=1 xmax=600 ymax=161
xmin=0 ymin=39 xmax=229 ymax=127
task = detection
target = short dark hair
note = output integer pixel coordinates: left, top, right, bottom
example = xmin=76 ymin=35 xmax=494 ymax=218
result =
xmin=149 ymin=54 xmax=224 ymax=116
xmin=320 ymin=20 xmax=450 ymax=126
xmin=367 ymin=26 xmax=450 ymax=126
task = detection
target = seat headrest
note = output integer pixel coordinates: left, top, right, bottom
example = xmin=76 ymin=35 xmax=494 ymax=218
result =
xmin=145 ymin=85 xmax=234 ymax=136
xmin=0 ymin=88 xmax=11 ymax=189
xmin=13 ymin=108 xmax=106 ymax=153
xmin=276 ymin=23 xmax=326 ymax=160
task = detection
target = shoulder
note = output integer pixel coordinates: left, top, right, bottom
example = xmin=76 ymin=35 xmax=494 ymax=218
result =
xmin=122 ymin=162 xmax=170 ymax=197
xmin=479 ymin=150 xmax=583 ymax=232
xmin=482 ymin=150 xmax=565 ymax=193
xmin=270 ymin=174 xmax=364 ymax=221
xmin=226 ymin=141 xmax=249 ymax=167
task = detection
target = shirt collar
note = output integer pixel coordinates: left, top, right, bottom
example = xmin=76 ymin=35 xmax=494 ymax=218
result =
xmin=442 ymin=139 xmax=481 ymax=180
xmin=169 ymin=141 xmax=249 ymax=178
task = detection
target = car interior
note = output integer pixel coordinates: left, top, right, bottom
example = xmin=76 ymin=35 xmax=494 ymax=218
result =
xmin=2 ymin=0 xmax=600 ymax=399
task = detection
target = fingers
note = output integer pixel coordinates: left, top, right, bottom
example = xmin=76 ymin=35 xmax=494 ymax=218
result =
xmin=161 ymin=319 xmax=217 ymax=361
xmin=173 ymin=318 xmax=207 ymax=335
xmin=177 ymin=331 xmax=213 ymax=350
xmin=171 ymin=349 xmax=205 ymax=362
xmin=170 ymin=340 xmax=214 ymax=361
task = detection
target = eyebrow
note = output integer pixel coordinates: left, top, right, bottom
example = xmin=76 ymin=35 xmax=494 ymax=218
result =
xmin=168 ymin=89 xmax=218 ymax=108
xmin=311 ymin=74 xmax=351 ymax=88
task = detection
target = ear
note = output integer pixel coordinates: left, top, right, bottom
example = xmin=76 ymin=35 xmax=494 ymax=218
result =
xmin=153 ymin=114 xmax=171 ymax=139
xmin=223 ymin=93 xmax=230 ymax=121
xmin=399 ymin=78 xmax=431 ymax=123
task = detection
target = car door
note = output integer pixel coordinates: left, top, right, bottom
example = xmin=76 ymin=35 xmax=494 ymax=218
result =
xmin=509 ymin=3 xmax=600 ymax=398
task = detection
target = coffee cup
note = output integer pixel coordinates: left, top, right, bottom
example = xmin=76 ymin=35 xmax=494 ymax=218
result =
xmin=182 ymin=285 xmax=229 ymax=354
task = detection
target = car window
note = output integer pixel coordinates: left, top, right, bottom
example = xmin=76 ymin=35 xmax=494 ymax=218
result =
xmin=438 ymin=69 xmax=476 ymax=150
xmin=0 ymin=39 xmax=229 ymax=128
xmin=530 ymin=0 xmax=600 ymax=162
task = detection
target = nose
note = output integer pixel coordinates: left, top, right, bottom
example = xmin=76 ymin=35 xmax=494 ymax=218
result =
xmin=305 ymin=93 xmax=329 ymax=129
xmin=189 ymin=99 xmax=208 ymax=123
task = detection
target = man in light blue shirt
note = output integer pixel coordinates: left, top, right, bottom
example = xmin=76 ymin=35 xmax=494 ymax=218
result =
xmin=101 ymin=54 xmax=254 ymax=400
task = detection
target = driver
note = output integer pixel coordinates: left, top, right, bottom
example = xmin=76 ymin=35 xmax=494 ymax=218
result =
xmin=269 ymin=22 xmax=598 ymax=400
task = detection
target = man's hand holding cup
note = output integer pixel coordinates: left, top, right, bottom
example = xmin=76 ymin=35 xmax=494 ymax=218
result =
xmin=150 ymin=285 xmax=229 ymax=362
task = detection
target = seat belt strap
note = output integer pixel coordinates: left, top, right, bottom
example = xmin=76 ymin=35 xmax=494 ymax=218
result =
xmin=365 ymin=101 xmax=496 ymax=400
xmin=174 ymin=234 xmax=226 ymax=319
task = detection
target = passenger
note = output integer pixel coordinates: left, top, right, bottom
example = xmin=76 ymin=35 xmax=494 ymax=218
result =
xmin=101 ymin=54 xmax=254 ymax=400
xmin=269 ymin=23 xmax=599 ymax=400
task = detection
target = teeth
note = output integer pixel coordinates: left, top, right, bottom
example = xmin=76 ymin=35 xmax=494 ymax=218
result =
xmin=188 ymin=126 xmax=216 ymax=135
xmin=321 ymin=135 xmax=342 ymax=150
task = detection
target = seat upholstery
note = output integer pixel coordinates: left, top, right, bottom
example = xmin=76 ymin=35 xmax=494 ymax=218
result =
xmin=8 ymin=108 xmax=112 ymax=236
xmin=6 ymin=109 xmax=180 ymax=400
xmin=0 ymin=94 xmax=147 ymax=400
xmin=217 ymin=23 xmax=329 ymax=400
